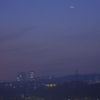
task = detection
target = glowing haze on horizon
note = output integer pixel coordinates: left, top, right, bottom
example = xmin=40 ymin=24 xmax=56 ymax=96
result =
xmin=0 ymin=0 xmax=100 ymax=81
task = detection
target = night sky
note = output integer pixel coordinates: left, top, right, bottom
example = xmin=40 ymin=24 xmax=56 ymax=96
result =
xmin=0 ymin=0 xmax=100 ymax=81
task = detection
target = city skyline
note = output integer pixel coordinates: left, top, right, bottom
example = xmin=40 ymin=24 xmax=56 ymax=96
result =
xmin=0 ymin=0 xmax=100 ymax=81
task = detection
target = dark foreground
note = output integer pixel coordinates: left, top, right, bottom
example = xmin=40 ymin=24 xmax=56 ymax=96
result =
xmin=0 ymin=81 xmax=100 ymax=100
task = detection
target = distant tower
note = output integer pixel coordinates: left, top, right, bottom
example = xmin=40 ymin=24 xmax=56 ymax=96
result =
xmin=76 ymin=69 xmax=78 ymax=81
xmin=29 ymin=71 xmax=35 ymax=81
xmin=85 ymin=75 xmax=87 ymax=83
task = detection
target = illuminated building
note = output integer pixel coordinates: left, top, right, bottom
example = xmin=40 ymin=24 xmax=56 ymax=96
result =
xmin=17 ymin=72 xmax=26 ymax=82
xmin=95 ymin=76 xmax=99 ymax=83
xmin=45 ymin=83 xmax=56 ymax=87
xmin=29 ymin=71 xmax=34 ymax=81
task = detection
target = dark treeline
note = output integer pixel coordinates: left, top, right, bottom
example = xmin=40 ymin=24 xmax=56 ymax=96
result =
xmin=0 ymin=81 xmax=100 ymax=100
xmin=34 ymin=81 xmax=100 ymax=100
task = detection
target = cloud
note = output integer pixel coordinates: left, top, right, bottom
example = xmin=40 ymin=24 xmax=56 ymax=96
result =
xmin=41 ymin=57 xmax=69 ymax=68
xmin=57 ymin=29 xmax=100 ymax=40
xmin=0 ymin=27 xmax=34 ymax=43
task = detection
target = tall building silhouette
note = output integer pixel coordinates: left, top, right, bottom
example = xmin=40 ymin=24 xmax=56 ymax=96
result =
xmin=29 ymin=71 xmax=34 ymax=81
xmin=76 ymin=69 xmax=78 ymax=81
xmin=17 ymin=72 xmax=26 ymax=82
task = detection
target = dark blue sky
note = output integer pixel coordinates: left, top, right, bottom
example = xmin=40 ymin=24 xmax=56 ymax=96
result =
xmin=0 ymin=0 xmax=100 ymax=81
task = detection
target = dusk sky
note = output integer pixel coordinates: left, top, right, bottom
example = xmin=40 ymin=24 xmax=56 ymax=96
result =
xmin=0 ymin=0 xmax=100 ymax=81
